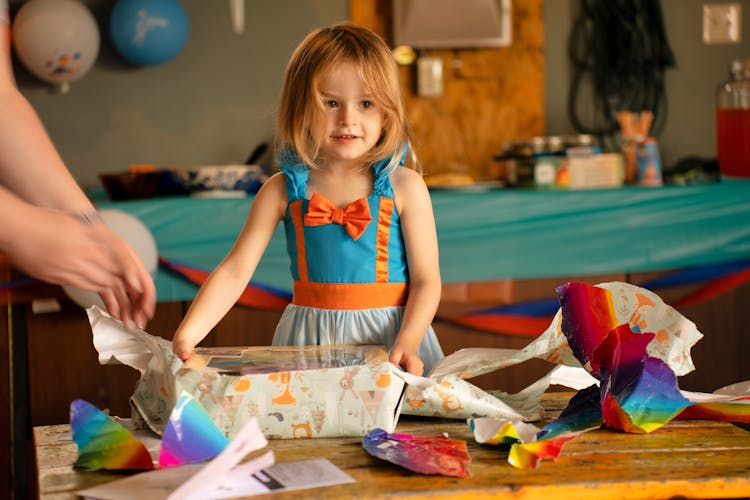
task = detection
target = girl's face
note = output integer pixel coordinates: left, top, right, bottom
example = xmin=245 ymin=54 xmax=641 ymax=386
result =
xmin=314 ymin=60 xmax=384 ymax=166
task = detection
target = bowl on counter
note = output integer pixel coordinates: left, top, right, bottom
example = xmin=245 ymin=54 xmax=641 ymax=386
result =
xmin=99 ymin=169 xmax=189 ymax=200
xmin=99 ymin=164 xmax=270 ymax=200
xmin=175 ymin=164 xmax=269 ymax=198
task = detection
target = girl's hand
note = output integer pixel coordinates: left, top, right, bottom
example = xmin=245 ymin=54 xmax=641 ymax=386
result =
xmin=389 ymin=344 xmax=424 ymax=376
xmin=172 ymin=336 xmax=195 ymax=362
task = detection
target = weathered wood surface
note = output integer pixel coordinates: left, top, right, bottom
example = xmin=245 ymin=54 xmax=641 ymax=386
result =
xmin=35 ymin=393 xmax=750 ymax=499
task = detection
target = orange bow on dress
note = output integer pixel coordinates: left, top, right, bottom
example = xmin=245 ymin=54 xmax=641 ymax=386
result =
xmin=304 ymin=192 xmax=372 ymax=240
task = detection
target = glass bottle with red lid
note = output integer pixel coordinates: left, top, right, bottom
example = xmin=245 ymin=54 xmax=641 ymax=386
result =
xmin=716 ymin=59 xmax=750 ymax=178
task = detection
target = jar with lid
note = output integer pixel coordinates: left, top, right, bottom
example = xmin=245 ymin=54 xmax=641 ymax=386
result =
xmin=716 ymin=59 xmax=750 ymax=178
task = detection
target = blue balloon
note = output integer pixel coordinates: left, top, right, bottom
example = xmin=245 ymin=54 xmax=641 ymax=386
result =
xmin=110 ymin=0 xmax=189 ymax=65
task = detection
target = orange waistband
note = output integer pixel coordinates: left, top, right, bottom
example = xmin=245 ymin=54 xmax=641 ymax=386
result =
xmin=292 ymin=281 xmax=408 ymax=310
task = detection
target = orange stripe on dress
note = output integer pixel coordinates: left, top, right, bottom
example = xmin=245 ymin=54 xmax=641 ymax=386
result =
xmin=293 ymin=281 xmax=407 ymax=309
xmin=290 ymin=200 xmax=308 ymax=282
xmin=375 ymin=197 xmax=394 ymax=283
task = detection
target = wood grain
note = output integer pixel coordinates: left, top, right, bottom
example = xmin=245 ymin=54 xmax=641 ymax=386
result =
xmin=350 ymin=0 xmax=545 ymax=181
xmin=34 ymin=393 xmax=750 ymax=499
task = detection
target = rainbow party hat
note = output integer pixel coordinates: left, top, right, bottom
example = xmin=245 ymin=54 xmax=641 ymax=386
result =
xmin=70 ymin=399 xmax=154 ymax=470
xmin=158 ymin=392 xmax=231 ymax=467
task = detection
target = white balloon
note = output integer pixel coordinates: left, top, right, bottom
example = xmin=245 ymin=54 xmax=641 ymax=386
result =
xmin=61 ymin=285 xmax=105 ymax=310
xmin=98 ymin=209 xmax=158 ymax=274
xmin=12 ymin=0 xmax=100 ymax=93
xmin=63 ymin=209 xmax=158 ymax=310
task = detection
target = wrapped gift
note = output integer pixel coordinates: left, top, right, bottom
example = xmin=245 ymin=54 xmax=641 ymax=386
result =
xmin=87 ymin=307 xmax=405 ymax=439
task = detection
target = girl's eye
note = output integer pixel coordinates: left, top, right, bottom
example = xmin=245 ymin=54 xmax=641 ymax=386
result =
xmin=324 ymin=99 xmax=338 ymax=108
xmin=361 ymin=100 xmax=373 ymax=109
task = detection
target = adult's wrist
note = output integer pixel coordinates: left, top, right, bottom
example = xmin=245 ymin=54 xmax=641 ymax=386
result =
xmin=73 ymin=209 xmax=102 ymax=225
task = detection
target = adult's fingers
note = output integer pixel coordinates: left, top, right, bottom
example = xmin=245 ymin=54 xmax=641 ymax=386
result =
xmin=99 ymin=229 xmax=156 ymax=325
xmin=128 ymin=249 xmax=156 ymax=321
xmin=99 ymin=289 xmax=121 ymax=321
xmin=112 ymin=285 xmax=134 ymax=327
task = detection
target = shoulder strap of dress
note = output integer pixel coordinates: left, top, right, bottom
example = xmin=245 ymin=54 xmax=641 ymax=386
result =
xmin=278 ymin=150 xmax=308 ymax=202
xmin=372 ymin=145 xmax=409 ymax=198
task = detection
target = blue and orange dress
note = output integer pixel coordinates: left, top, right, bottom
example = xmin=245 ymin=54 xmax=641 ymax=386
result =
xmin=272 ymin=154 xmax=444 ymax=375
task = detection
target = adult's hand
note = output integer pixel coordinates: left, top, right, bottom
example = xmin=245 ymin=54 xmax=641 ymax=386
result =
xmin=92 ymin=220 xmax=156 ymax=328
xmin=3 ymin=204 xmax=155 ymax=327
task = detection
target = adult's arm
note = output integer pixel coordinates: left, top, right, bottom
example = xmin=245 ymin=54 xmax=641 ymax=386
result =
xmin=0 ymin=10 xmax=155 ymax=326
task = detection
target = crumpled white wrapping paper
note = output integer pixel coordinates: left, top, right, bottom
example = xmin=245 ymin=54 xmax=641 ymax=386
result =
xmin=398 ymin=282 xmax=703 ymax=421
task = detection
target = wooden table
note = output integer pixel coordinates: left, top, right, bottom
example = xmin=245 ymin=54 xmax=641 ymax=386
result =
xmin=34 ymin=393 xmax=750 ymax=499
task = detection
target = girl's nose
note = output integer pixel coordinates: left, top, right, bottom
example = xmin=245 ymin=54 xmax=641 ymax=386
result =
xmin=339 ymin=104 xmax=358 ymax=125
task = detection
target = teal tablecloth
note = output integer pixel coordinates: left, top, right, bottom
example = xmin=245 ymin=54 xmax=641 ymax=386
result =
xmin=98 ymin=181 xmax=750 ymax=302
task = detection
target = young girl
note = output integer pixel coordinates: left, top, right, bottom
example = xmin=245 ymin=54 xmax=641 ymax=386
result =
xmin=172 ymin=22 xmax=443 ymax=376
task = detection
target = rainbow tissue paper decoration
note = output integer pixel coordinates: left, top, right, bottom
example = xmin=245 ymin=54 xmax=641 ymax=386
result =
xmin=558 ymin=282 xmax=750 ymax=433
xmin=472 ymin=281 xmax=750 ymax=469
xmin=71 ymin=392 xmax=229 ymax=471
xmin=363 ymin=428 xmax=471 ymax=477
xmin=471 ymin=386 xmax=602 ymax=468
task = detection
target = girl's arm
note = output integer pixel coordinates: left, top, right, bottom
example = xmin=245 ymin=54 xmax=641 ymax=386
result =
xmin=391 ymin=168 xmax=442 ymax=375
xmin=172 ymin=173 xmax=287 ymax=360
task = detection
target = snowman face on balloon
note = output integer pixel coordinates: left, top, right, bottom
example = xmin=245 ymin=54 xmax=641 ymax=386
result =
xmin=12 ymin=0 xmax=100 ymax=92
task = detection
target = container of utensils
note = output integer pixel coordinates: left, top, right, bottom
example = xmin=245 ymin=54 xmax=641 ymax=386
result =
xmin=616 ymin=110 xmax=662 ymax=186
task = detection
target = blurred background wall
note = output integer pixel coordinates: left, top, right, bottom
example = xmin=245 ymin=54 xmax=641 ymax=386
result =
xmin=9 ymin=0 xmax=750 ymax=189
xmin=10 ymin=0 xmax=348 ymax=188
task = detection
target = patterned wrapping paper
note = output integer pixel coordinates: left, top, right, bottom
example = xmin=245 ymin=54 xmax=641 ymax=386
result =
xmin=87 ymin=307 xmax=405 ymax=439
xmin=401 ymin=281 xmax=704 ymax=421
xmin=86 ymin=280 xmax=707 ymax=437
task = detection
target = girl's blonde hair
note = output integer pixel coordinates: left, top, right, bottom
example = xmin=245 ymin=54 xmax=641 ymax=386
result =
xmin=276 ymin=22 xmax=418 ymax=173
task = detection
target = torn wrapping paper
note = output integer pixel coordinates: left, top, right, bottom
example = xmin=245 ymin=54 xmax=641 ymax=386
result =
xmin=470 ymin=282 xmax=750 ymax=469
xmin=401 ymin=281 xmax=703 ymax=422
xmin=471 ymin=413 xmax=580 ymax=469
xmin=470 ymin=385 xmax=602 ymax=468
xmin=87 ymin=278 xmax=741 ymax=448
xmin=88 ymin=307 xmax=405 ymax=439
xmin=86 ymin=279 xmax=705 ymax=433
xmin=558 ymin=282 xmax=750 ymax=434
xmin=362 ymin=428 xmax=471 ymax=477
